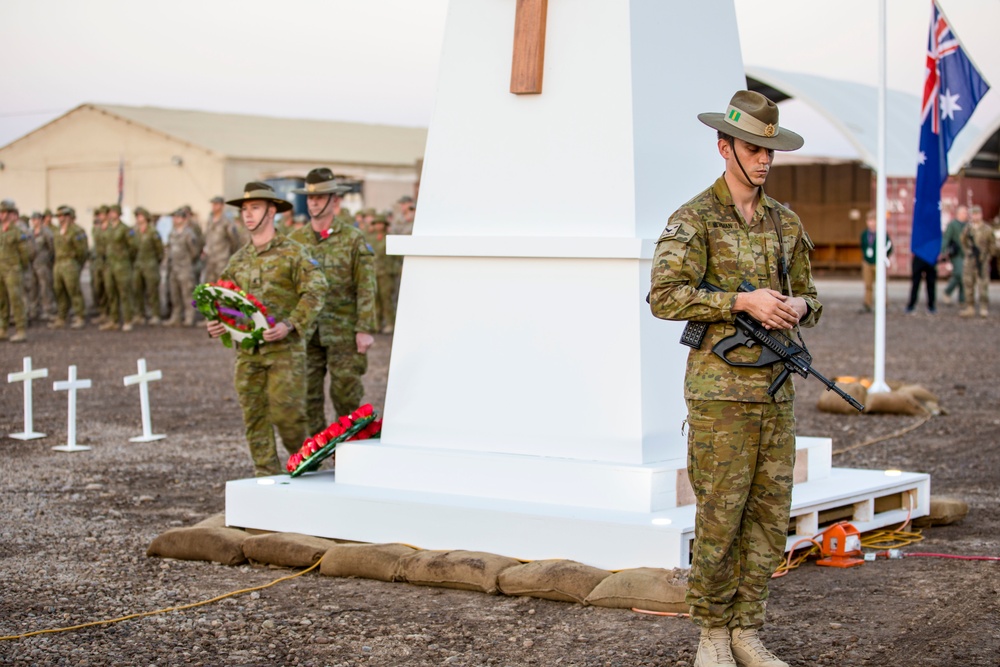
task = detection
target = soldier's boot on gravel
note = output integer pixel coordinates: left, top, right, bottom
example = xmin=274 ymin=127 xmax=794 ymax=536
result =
xmin=10 ymin=328 xmax=27 ymax=343
xmin=148 ymin=316 xmax=161 ymax=326
xmin=730 ymin=628 xmax=788 ymax=667
xmin=979 ymin=307 xmax=989 ymax=317
xmin=694 ymin=627 xmax=736 ymax=667
xmin=47 ymin=317 xmax=66 ymax=330
xmin=69 ymin=316 xmax=85 ymax=329
xmin=122 ymin=322 xmax=133 ymax=332
xmin=959 ymin=306 xmax=975 ymax=317
xmin=99 ymin=321 xmax=118 ymax=331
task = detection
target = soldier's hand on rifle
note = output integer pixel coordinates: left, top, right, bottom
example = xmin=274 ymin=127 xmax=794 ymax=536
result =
xmin=733 ymin=288 xmax=802 ymax=330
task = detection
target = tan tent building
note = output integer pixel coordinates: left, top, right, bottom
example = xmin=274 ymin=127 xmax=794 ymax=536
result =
xmin=0 ymin=103 xmax=427 ymax=232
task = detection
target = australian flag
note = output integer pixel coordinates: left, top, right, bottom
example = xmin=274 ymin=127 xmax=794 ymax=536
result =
xmin=912 ymin=1 xmax=990 ymax=265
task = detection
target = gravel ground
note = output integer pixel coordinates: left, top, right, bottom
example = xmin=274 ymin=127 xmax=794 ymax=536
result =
xmin=1 ymin=279 xmax=998 ymax=667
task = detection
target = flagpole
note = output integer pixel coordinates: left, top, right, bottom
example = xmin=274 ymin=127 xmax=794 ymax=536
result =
xmin=870 ymin=0 xmax=890 ymax=394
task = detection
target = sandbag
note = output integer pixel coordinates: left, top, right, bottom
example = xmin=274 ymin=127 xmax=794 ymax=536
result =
xmin=895 ymin=384 xmax=946 ymax=415
xmin=242 ymin=532 xmax=338 ymax=568
xmin=912 ymin=496 xmax=969 ymax=527
xmin=194 ymin=513 xmax=227 ymax=529
xmin=146 ymin=526 xmax=248 ymax=566
xmin=498 ymin=559 xmax=611 ymax=604
xmin=584 ymin=567 xmax=688 ymax=613
xmin=397 ymin=550 xmax=520 ymax=594
xmin=817 ymin=382 xmax=867 ymax=414
xmin=320 ymin=543 xmax=417 ymax=582
xmin=863 ymin=391 xmax=928 ymax=416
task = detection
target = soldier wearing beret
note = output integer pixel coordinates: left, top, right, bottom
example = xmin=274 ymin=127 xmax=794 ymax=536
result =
xmin=0 ymin=200 xmax=32 ymax=342
xmin=649 ymin=91 xmax=821 ymax=667
xmin=208 ymin=182 xmax=326 ymax=476
xmin=49 ymin=206 xmax=89 ymax=329
xmin=289 ymin=168 xmax=378 ymax=436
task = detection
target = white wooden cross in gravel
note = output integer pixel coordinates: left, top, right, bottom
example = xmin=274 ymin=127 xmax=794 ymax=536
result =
xmin=123 ymin=358 xmax=165 ymax=443
xmin=7 ymin=356 xmax=48 ymax=440
xmin=52 ymin=365 xmax=92 ymax=452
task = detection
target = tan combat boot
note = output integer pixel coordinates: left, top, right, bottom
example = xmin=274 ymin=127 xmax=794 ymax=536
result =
xmin=10 ymin=329 xmax=27 ymax=343
xmin=48 ymin=317 xmax=67 ymax=330
xmin=730 ymin=627 xmax=787 ymax=667
xmin=122 ymin=322 xmax=133 ymax=332
xmin=979 ymin=307 xmax=989 ymax=317
xmin=69 ymin=316 xmax=85 ymax=329
xmin=99 ymin=320 xmax=118 ymax=331
xmin=148 ymin=315 xmax=161 ymax=326
xmin=694 ymin=627 xmax=736 ymax=667
xmin=959 ymin=306 xmax=976 ymax=317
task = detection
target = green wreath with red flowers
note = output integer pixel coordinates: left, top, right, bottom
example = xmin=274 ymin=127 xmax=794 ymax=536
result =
xmin=286 ymin=404 xmax=383 ymax=477
xmin=192 ymin=280 xmax=274 ymax=350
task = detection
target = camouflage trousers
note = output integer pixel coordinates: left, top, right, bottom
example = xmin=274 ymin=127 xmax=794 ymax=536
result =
xmin=234 ymin=347 xmax=309 ymax=477
xmin=0 ymin=268 xmax=26 ymax=330
xmin=375 ymin=272 xmax=397 ymax=330
xmin=168 ymin=266 xmax=196 ymax=324
xmin=90 ymin=261 xmax=107 ymax=316
xmin=961 ymin=258 xmax=990 ymax=309
xmin=53 ymin=261 xmax=85 ymax=321
xmin=27 ymin=261 xmax=55 ymax=320
xmin=104 ymin=261 xmax=133 ymax=325
xmin=133 ymin=262 xmax=161 ymax=320
xmin=684 ymin=399 xmax=796 ymax=630
xmin=305 ymin=330 xmax=367 ymax=436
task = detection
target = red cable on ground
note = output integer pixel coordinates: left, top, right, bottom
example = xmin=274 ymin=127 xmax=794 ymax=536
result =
xmin=905 ymin=552 xmax=1000 ymax=561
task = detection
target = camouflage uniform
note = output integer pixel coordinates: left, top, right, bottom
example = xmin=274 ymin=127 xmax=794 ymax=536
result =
xmin=201 ymin=213 xmax=243 ymax=284
xmin=166 ymin=223 xmax=201 ymax=326
xmin=90 ymin=219 xmax=109 ymax=320
xmin=960 ymin=220 xmax=996 ymax=314
xmin=51 ymin=218 xmax=89 ymax=326
xmin=221 ymin=235 xmax=326 ymax=476
xmin=368 ymin=220 xmax=399 ymax=332
xmin=27 ymin=220 xmax=56 ymax=320
xmin=289 ymin=221 xmax=377 ymax=434
xmin=649 ymin=175 xmax=822 ymax=630
xmin=103 ymin=220 xmax=136 ymax=327
xmin=133 ymin=224 xmax=164 ymax=322
xmin=0 ymin=221 xmax=32 ymax=338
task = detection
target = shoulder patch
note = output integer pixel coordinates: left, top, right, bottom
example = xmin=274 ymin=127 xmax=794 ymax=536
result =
xmin=801 ymin=229 xmax=815 ymax=251
xmin=309 ymin=258 xmax=319 ymax=266
xmin=656 ymin=221 xmax=695 ymax=244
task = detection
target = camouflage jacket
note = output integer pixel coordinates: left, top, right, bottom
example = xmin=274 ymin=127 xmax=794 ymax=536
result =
xmin=105 ymin=221 xmax=135 ymax=265
xmin=54 ymin=223 xmax=89 ymax=267
xmin=221 ymin=234 xmax=327 ymax=356
xmin=960 ymin=222 xmax=996 ymax=269
xmin=203 ymin=215 xmax=242 ymax=261
xmin=0 ymin=223 xmax=32 ymax=271
xmin=289 ymin=221 xmax=377 ymax=342
xmin=91 ymin=223 xmax=108 ymax=265
xmin=649 ymin=175 xmax=822 ymax=403
xmin=167 ymin=225 xmax=201 ymax=270
xmin=32 ymin=225 xmax=55 ymax=268
xmin=134 ymin=226 xmax=164 ymax=266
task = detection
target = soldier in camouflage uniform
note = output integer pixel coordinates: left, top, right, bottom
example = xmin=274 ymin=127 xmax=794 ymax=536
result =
xmin=165 ymin=207 xmax=202 ymax=327
xmin=0 ymin=200 xmax=32 ymax=342
xmin=132 ymin=207 xmax=164 ymax=324
xmin=201 ymin=195 xmax=243 ymax=284
xmin=90 ymin=205 xmax=110 ymax=323
xmin=958 ymin=205 xmax=996 ymax=318
xmin=207 ymin=182 xmax=326 ymax=477
xmin=369 ymin=213 xmax=399 ymax=333
xmin=290 ymin=168 xmax=378 ymax=435
xmin=100 ymin=204 xmax=136 ymax=331
xmin=27 ymin=211 xmax=56 ymax=322
xmin=649 ymin=92 xmax=821 ymax=667
xmin=49 ymin=206 xmax=89 ymax=329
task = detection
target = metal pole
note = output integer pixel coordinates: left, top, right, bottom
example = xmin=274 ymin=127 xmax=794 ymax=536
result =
xmin=871 ymin=0 xmax=890 ymax=394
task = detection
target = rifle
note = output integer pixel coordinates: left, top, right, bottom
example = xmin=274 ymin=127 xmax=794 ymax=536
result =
xmin=679 ymin=280 xmax=864 ymax=411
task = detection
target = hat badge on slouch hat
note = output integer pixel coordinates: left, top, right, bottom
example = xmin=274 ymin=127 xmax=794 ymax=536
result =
xmin=226 ymin=182 xmax=293 ymax=213
xmin=698 ymin=90 xmax=804 ymax=152
xmin=291 ymin=168 xmax=353 ymax=196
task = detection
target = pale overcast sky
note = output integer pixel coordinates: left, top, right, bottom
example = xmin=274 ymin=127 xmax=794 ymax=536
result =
xmin=1 ymin=0 xmax=998 ymax=151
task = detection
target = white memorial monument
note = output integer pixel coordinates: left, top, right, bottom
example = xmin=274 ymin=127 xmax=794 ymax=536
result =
xmin=228 ymin=0 xmax=929 ymax=569
xmin=52 ymin=365 xmax=92 ymax=452
xmin=123 ymin=358 xmax=166 ymax=443
xmin=7 ymin=357 xmax=48 ymax=440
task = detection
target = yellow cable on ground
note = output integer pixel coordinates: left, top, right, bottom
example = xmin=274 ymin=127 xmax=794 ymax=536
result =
xmin=0 ymin=558 xmax=323 ymax=642
xmin=832 ymin=414 xmax=931 ymax=455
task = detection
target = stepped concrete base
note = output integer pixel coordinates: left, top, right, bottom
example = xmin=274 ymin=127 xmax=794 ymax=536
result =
xmin=226 ymin=449 xmax=929 ymax=571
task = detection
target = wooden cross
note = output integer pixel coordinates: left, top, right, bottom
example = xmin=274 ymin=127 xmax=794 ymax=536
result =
xmin=52 ymin=365 xmax=92 ymax=452
xmin=510 ymin=0 xmax=548 ymax=94
xmin=7 ymin=356 xmax=48 ymax=440
xmin=123 ymin=358 xmax=166 ymax=443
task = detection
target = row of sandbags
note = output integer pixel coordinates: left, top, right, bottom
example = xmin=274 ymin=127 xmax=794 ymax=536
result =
xmin=147 ymin=515 xmax=689 ymax=612
xmin=817 ymin=380 xmax=946 ymax=416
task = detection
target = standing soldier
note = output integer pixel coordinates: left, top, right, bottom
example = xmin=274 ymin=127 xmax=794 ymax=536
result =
xmin=27 ymin=211 xmax=56 ymax=322
xmin=166 ymin=208 xmax=202 ymax=327
xmin=0 ymin=200 xmax=32 ymax=342
xmin=201 ymin=195 xmax=243 ymax=284
xmin=940 ymin=205 xmax=968 ymax=306
xmin=132 ymin=207 xmax=164 ymax=325
xmin=100 ymin=204 xmax=136 ymax=331
xmin=289 ymin=168 xmax=378 ymax=435
xmin=959 ymin=205 xmax=996 ymax=318
xmin=49 ymin=206 xmax=89 ymax=329
xmin=369 ymin=213 xmax=398 ymax=334
xmin=90 ymin=205 xmax=110 ymax=323
xmin=207 ymin=182 xmax=326 ymax=476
